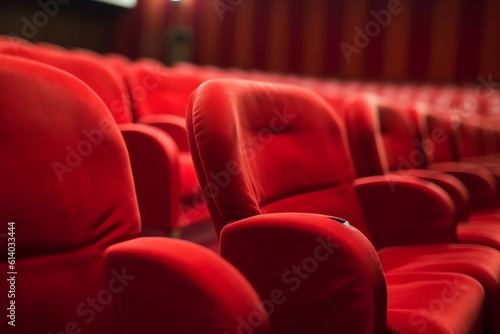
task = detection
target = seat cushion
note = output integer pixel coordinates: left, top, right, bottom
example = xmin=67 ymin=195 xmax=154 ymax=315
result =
xmin=457 ymin=221 xmax=500 ymax=250
xmin=379 ymin=244 xmax=500 ymax=333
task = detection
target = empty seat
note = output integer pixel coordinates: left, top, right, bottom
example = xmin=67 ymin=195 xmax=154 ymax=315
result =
xmin=412 ymin=106 xmax=500 ymax=219
xmin=186 ymin=79 xmax=499 ymax=333
xmin=125 ymin=63 xmax=212 ymax=226
xmin=341 ymin=94 xmax=500 ymax=250
xmin=0 ymin=55 xmax=271 ymax=334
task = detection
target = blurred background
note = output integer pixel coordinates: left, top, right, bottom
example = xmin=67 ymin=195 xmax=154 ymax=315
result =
xmin=1 ymin=0 xmax=498 ymax=84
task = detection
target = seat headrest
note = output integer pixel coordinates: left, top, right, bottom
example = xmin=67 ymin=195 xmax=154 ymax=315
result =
xmin=125 ymin=64 xmax=212 ymax=118
xmin=343 ymin=94 xmax=421 ymax=175
xmin=0 ymin=55 xmax=139 ymax=259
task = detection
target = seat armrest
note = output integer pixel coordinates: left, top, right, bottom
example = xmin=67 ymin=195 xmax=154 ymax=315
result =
xmin=221 ymin=212 xmax=388 ymax=334
xmin=428 ymin=162 xmax=498 ymax=210
xmin=104 ymin=237 xmax=271 ymax=334
xmin=354 ymin=175 xmax=458 ymax=249
xmin=138 ymin=114 xmax=189 ymax=151
xmin=390 ymin=169 xmax=470 ymax=221
xmin=119 ymin=123 xmax=180 ymax=232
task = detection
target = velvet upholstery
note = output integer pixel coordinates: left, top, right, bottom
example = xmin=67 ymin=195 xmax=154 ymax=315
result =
xmin=105 ymin=237 xmax=271 ymax=334
xmin=0 ymin=56 xmax=272 ymax=334
xmin=412 ymin=107 xmax=500 ymax=221
xmin=342 ymin=95 xmax=500 ymax=252
xmin=187 ymin=79 xmax=496 ymax=333
xmin=0 ymin=41 xmax=132 ymax=123
xmin=0 ymin=54 xmax=138 ymax=333
xmin=126 ymin=63 xmax=211 ymax=226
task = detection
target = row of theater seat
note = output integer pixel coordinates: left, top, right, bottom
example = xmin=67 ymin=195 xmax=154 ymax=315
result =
xmin=2 ymin=35 xmax=500 ymax=333
xmin=0 ymin=37 xmax=211 ymax=236
xmin=0 ymin=47 xmax=272 ymax=334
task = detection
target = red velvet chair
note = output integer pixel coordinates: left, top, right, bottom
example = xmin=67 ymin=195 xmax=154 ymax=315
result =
xmin=411 ymin=105 xmax=500 ymax=219
xmin=341 ymin=94 xmax=500 ymax=251
xmin=0 ymin=38 xmax=205 ymax=233
xmin=187 ymin=79 xmax=500 ymax=333
xmin=125 ymin=63 xmax=212 ymax=226
xmin=0 ymin=40 xmax=133 ymax=124
xmin=118 ymin=123 xmax=181 ymax=234
xmin=0 ymin=55 xmax=271 ymax=334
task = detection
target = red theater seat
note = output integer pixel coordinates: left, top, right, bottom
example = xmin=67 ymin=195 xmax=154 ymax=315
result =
xmin=341 ymin=94 xmax=500 ymax=250
xmin=187 ymin=79 xmax=499 ymax=333
xmin=0 ymin=55 xmax=271 ymax=334
xmin=125 ymin=63 xmax=213 ymax=225
xmin=118 ymin=123 xmax=181 ymax=233
xmin=412 ymin=106 xmax=500 ymax=219
xmin=124 ymin=63 xmax=210 ymax=119
xmin=138 ymin=114 xmax=210 ymax=226
xmin=0 ymin=41 xmax=132 ymax=124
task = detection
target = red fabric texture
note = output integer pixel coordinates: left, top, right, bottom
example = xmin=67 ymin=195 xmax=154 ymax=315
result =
xmin=0 ymin=56 xmax=270 ymax=334
xmin=124 ymin=63 xmax=208 ymax=119
xmin=0 ymin=42 xmax=132 ymax=123
xmin=104 ymin=237 xmax=271 ymax=334
xmin=412 ymin=107 xmax=500 ymax=204
xmin=353 ymin=175 xmax=458 ymax=249
xmin=385 ymin=272 xmax=484 ymax=334
xmin=391 ymin=168 xmax=470 ymax=222
xmin=428 ymin=162 xmax=498 ymax=211
xmin=188 ymin=79 xmax=356 ymax=235
xmin=343 ymin=96 xmax=499 ymax=211
xmin=220 ymin=213 xmax=388 ymax=334
xmin=341 ymin=94 xmax=500 ymax=254
xmin=344 ymin=94 xmax=415 ymax=176
xmin=139 ymin=114 xmax=191 ymax=151
xmin=138 ymin=115 xmax=204 ymax=211
xmin=0 ymin=54 xmax=139 ymax=333
xmin=127 ymin=67 xmax=211 ymax=225
xmin=379 ymin=244 xmax=500 ymax=333
xmin=187 ymin=79 xmax=495 ymax=333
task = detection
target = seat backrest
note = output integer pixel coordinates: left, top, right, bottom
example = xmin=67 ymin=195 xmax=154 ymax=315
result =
xmin=342 ymin=94 xmax=425 ymax=176
xmin=187 ymin=79 xmax=370 ymax=238
xmin=119 ymin=123 xmax=181 ymax=232
xmin=0 ymin=41 xmax=132 ymax=124
xmin=0 ymin=54 xmax=140 ymax=333
xmin=412 ymin=107 xmax=459 ymax=164
xmin=188 ymin=80 xmax=390 ymax=334
xmin=124 ymin=63 xmax=211 ymax=119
